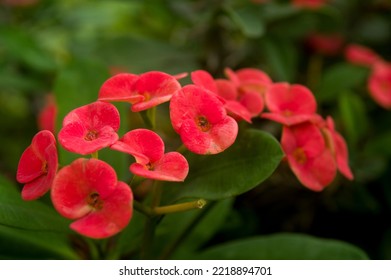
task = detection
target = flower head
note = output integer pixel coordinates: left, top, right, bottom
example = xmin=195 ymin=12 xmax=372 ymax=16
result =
xmin=170 ymin=85 xmax=238 ymax=154
xmin=368 ymin=61 xmax=391 ymax=109
xmin=262 ymin=83 xmax=317 ymax=126
xmin=306 ymin=33 xmax=344 ymax=56
xmin=98 ymin=71 xmax=181 ymax=112
xmin=281 ymin=122 xmax=337 ymax=191
xmin=58 ymin=101 xmax=120 ymax=155
xmin=51 ymin=158 xmax=133 ymax=239
xmin=111 ymin=129 xmax=189 ymax=182
xmin=344 ymin=44 xmax=382 ymax=67
xmin=16 ymin=130 xmax=58 ymax=200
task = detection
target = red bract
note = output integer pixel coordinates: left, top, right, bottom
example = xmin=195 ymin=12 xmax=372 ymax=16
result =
xmin=191 ymin=70 xmax=252 ymax=123
xmin=344 ymin=44 xmax=381 ymax=67
xmin=51 ymin=158 xmax=133 ymax=239
xmin=170 ymin=85 xmax=238 ymax=155
xmin=111 ymin=129 xmax=189 ymax=182
xmin=306 ymin=33 xmax=344 ymax=56
xmin=292 ymin=0 xmax=327 ymax=9
xmin=262 ymin=83 xmax=317 ymax=126
xmin=37 ymin=94 xmax=57 ymax=134
xmin=368 ymin=62 xmax=391 ymax=109
xmin=98 ymin=71 xmax=181 ymax=112
xmin=16 ymin=130 xmax=58 ymax=200
xmin=58 ymin=101 xmax=120 ymax=155
xmin=281 ymin=122 xmax=337 ymax=191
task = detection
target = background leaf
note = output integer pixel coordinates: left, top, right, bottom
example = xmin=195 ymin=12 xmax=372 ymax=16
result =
xmin=196 ymin=233 xmax=369 ymax=260
xmin=162 ymin=129 xmax=283 ymax=202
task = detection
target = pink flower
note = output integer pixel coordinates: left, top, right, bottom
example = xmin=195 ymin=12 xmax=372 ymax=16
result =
xmin=292 ymin=0 xmax=328 ymax=9
xmin=111 ymin=129 xmax=189 ymax=182
xmin=37 ymin=94 xmax=57 ymax=134
xmin=98 ymin=71 xmax=181 ymax=112
xmin=191 ymin=70 xmax=252 ymax=123
xmin=344 ymin=44 xmax=382 ymax=67
xmin=51 ymin=158 xmax=133 ymax=239
xmin=262 ymin=82 xmax=317 ymax=126
xmin=16 ymin=130 xmax=58 ymax=200
xmin=368 ymin=61 xmax=391 ymax=109
xmin=58 ymin=101 xmax=120 ymax=155
xmin=281 ymin=122 xmax=337 ymax=191
xmin=170 ymin=85 xmax=238 ymax=155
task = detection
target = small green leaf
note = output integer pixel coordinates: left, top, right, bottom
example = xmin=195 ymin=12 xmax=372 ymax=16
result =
xmin=226 ymin=6 xmax=265 ymax=38
xmin=163 ymin=129 xmax=283 ymax=202
xmin=317 ymin=63 xmax=369 ymax=102
xmin=196 ymin=233 xmax=369 ymax=260
xmin=0 ymin=175 xmax=70 ymax=232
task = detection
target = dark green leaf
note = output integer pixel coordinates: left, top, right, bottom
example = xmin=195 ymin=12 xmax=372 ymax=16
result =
xmin=196 ymin=233 xmax=369 ymax=260
xmin=226 ymin=6 xmax=265 ymax=38
xmin=162 ymin=129 xmax=283 ymax=202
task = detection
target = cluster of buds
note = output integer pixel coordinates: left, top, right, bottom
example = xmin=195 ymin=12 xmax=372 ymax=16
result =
xmin=17 ymin=66 xmax=353 ymax=238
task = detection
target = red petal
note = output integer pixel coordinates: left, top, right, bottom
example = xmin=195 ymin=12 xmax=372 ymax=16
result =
xmin=98 ymin=73 xmax=143 ymax=103
xmin=130 ymin=152 xmax=189 ymax=182
xmin=70 ymin=181 xmax=133 ymax=239
xmin=239 ymin=91 xmax=265 ymax=116
xmin=191 ymin=70 xmax=218 ymax=94
xmin=235 ymin=68 xmax=272 ymax=84
xmin=51 ymin=158 xmax=117 ymax=219
xmin=131 ymin=71 xmax=181 ymax=112
xmin=224 ymin=100 xmax=252 ymax=123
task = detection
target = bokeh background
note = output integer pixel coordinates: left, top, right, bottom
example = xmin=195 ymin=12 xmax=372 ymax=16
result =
xmin=1 ymin=0 xmax=391 ymax=259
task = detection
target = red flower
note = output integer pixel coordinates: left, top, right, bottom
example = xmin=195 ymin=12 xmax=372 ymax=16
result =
xmin=170 ymin=85 xmax=238 ymax=155
xmin=37 ymin=94 xmax=57 ymax=134
xmin=191 ymin=70 xmax=252 ymax=123
xmin=111 ymin=129 xmax=189 ymax=182
xmin=368 ymin=61 xmax=391 ymax=109
xmin=225 ymin=67 xmax=271 ymax=116
xmin=281 ymin=122 xmax=337 ymax=191
xmin=306 ymin=33 xmax=344 ymax=56
xmin=51 ymin=158 xmax=133 ymax=239
xmin=292 ymin=0 xmax=327 ymax=9
xmin=16 ymin=130 xmax=58 ymax=200
xmin=344 ymin=44 xmax=382 ymax=67
xmin=58 ymin=101 xmax=120 ymax=155
xmin=98 ymin=71 xmax=181 ymax=112
xmin=262 ymin=83 xmax=317 ymax=126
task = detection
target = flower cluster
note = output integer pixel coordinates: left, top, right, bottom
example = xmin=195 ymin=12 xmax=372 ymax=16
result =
xmin=345 ymin=44 xmax=391 ymax=109
xmin=16 ymin=65 xmax=354 ymax=238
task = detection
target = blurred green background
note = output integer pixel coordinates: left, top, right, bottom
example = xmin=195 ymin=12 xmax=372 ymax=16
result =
xmin=1 ymin=0 xmax=391 ymax=259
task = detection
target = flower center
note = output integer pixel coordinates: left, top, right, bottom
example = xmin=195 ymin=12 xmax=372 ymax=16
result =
xmin=87 ymin=192 xmax=104 ymax=210
xmin=84 ymin=130 xmax=99 ymax=141
xmin=146 ymin=162 xmax=154 ymax=170
xmin=196 ymin=116 xmax=211 ymax=132
xmin=41 ymin=160 xmax=48 ymax=174
xmin=283 ymin=110 xmax=293 ymax=117
xmin=292 ymin=147 xmax=307 ymax=164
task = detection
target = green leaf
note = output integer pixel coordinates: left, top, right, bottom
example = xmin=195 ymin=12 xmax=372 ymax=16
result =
xmin=226 ymin=6 xmax=265 ymax=38
xmin=162 ymin=129 xmax=283 ymax=202
xmin=338 ymin=91 xmax=369 ymax=146
xmin=0 ymin=26 xmax=56 ymax=71
xmin=316 ymin=63 xmax=369 ymax=102
xmin=196 ymin=233 xmax=369 ymax=260
xmin=0 ymin=175 xmax=70 ymax=232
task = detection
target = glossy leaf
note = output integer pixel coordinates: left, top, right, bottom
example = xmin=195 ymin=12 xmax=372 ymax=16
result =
xmin=162 ymin=129 xmax=283 ymax=201
xmin=196 ymin=233 xmax=369 ymax=260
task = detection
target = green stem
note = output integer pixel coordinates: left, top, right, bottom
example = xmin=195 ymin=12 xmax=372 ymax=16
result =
xmin=153 ymin=199 xmax=207 ymax=215
xmin=176 ymin=144 xmax=187 ymax=154
xmin=139 ymin=107 xmax=156 ymax=130
xmin=159 ymin=200 xmax=215 ymax=260
xmin=91 ymin=151 xmax=99 ymax=159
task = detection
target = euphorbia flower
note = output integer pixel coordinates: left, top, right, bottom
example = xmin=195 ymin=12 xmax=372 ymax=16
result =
xmin=368 ymin=61 xmax=391 ymax=109
xmin=262 ymin=83 xmax=317 ymax=126
xmin=281 ymin=122 xmax=337 ymax=191
xmin=58 ymin=101 xmax=120 ymax=155
xmin=320 ymin=116 xmax=354 ymax=180
xmin=305 ymin=33 xmax=344 ymax=56
xmin=111 ymin=129 xmax=189 ymax=182
xmin=16 ymin=130 xmax=58 ymax=200
xmin=191 ymin=70 xmax=252 ymax=123
xmin=170 ymin=85 xmax=238 ymax=155
xmin=344 ymin=44 xmax=382 ymax=67
xmin=37 ymin=94 xmax=57 ymax=134
xmin=51 ymin=158 xmax=133 ymax=239
xmin=98 ymin=71 xmax=181 ymax=112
